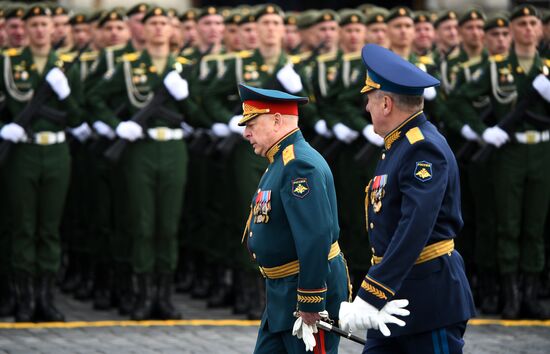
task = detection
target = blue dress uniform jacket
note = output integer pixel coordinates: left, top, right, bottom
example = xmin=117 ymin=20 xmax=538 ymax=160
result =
xmin=358 ymin=112 xmax=476 ymax=338
xmin=246 ymin=129 xmax=350 ymax=333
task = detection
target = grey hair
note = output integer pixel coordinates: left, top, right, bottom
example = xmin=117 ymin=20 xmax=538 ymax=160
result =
xmin=375 ymin=90 xmax=424 ymax=113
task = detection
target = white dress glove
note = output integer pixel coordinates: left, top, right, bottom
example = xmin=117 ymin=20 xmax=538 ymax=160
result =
xmin=70 ymin=122 xmax=92 ymax=142
xmin=482 ymin=126 xmax=509 ymax=147
xmin=228 ymin=115 xmax=245 ymax=135
xmin=339 ymin=297 xmax=409 ymax=336
xmin=211 ymin=122 xmax=231 ymax=137
xmin=93 ymin=121 xmax=116 ymax=140
xmin=532 ymin=73 xmax=550 ymax=102
xmin=116 ymin=121 xmax=143 ymax=141
xmin=0 ymin=122 xmax=27 ymax=143
xmin=291 ymin=316 xmax=318 ymax=352
xmin=181 ymin=121 xmax=194 ymax=138
xmin=460 ymin=124 xmax=479 ymax=141
xmin=362 ymin=124 xmax=384 ymax=146
xmin=45 ymin=67 xmax=71 ymax=100
xmin=276 ymin=63 xmax=303 ymax=94
xmin=333 ymin=123 xmax=359 ymax=144
xmin=314 ymin=120 xmax=333 ymax=138
xmin=164 ymin=70 xmax=189 ymax=101
xmin=423 ymin=86 xmax=437 ymax=101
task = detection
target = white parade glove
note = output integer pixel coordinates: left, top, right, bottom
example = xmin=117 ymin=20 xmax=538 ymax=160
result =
xmin=339 ymin=297 xmax=409 ymax=336
xmin=211 ymin=122 xmax=231 ymax=137
xmin=45 ymin=67 xmax=71 ymax=100
xmin=93 ymin=121 xmax=116 ymax=140
xmin=70 ymin=122 xmax=92 ymax=142
xmin=276 ymin=63 xmax=303 ymax=93
xmin=362 ymin=124 xmax=384 ymax=146
xmin=423 ymin=86 xmax=437 ymax=101
xmin=228 ymin=115 xmax=245 ymax=135
xmin=291 ymin=316 xmax=317 ymax=352
xmin=377 ymin=299 xmax=410 ymax=337
xmin=0 ymin=122 xmax=27 ymax=143
xmin=314 ymin=120 xmax=333 ymax=138
xmin=532 ymin=73 xmax=550 ymax=102
xmin=333 ymin=122 xmax=359 ymax=144
xmin=180 ymin=121 xmax=194 ymax=138
xmin=460 ymin=124 xmax=479 ymax=141
xmin=482 ymin=126 xmax=509 ymax=147
xmin=164 ymin=70 xmax=189 ymax=101
xmin=116 ymin=121 xmax=143 ymax=141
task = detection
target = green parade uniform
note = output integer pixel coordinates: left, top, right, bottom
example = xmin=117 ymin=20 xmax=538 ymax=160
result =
xmin=87 ymin=13 xmax=206 ymax=318
xmin=453 ymin=5 xmax=550 ymax=319
xmin=0 ymin=6 xmax=85 ymax=323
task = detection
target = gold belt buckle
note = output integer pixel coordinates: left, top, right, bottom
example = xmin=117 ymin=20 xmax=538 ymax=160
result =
xmin=525 ymin=131 xmax=538 ymax=144
xmin=157 ymin=128 xmax=168 ymax=141
xmin=37 ymin=132 xmax=50 ymax=145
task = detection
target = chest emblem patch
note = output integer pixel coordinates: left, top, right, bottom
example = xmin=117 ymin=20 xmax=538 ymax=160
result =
xmin=292 ymin=178 xmax=309 ymax=198
xmin=414 ymin=161 xmax=433 ymax=182
xmin=253 ymin=190 xmax=272 ymax=223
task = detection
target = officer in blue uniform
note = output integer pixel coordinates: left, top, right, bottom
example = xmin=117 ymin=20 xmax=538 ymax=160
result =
xmin=237 ymin=84 xmax=350 ymax=353
xmin=339 ymin=44 xmax=476 ymax=354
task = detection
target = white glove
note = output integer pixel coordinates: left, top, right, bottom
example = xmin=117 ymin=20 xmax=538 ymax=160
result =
xmin=116 ymin=121 xmax=143 ymax=141
xmin=181 ymin=121 xmax=194 ymax=138
xmin=292 ymin=316 xmax=317 ymax=352
xmin=339 ymin=297 xmax=409 ymax=336
xmin=0 ymin=122 xmax=27 ymax=143
xmin=362 ymin=124 xmax=384 ymax=146
xmin=164 ymin=70 xmax=189 ymax=101
xmin=93 ymin=121 xmax=116 ymax=139
xmin=423 ymin=86 xmax=437 ymax=101
xmin=482 ymin=126 xmax=509 ymax=147
xmin=228 ymin=115 xmax=245 ymax=135
xmin=45 ymin=67 xmax=71 ymax=100
xmin=460 ymin=124 xmax=479 ymax=141
xmin=333 ymin=123 xmax=359 ymax=144
xmin=70 ymin=122 xmax=92 ymax=142
xmin=314 ymin=120 xmax=333 ymax=138
xmin=532 ymin=73 xmax=550 ymax=102
xmin=211 ymin=122 xmax=231 ymax=137
xmin=276 ymin=63 xmax=303 ymax=94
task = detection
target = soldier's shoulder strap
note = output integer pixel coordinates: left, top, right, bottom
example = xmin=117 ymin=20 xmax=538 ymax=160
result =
xmin=289 ymin=51 xmax=312 ymax=65
xmin=417 ymin=55 xmax=434 ymax=66
xmin=3 ymin=47 xmax=23 ymax=57
xmin=121 ymin=52 xmax=140 ymax=62
xmin=80 ymin=50 xmax=99 ymax=62
xmin=544 ymin=58 xmax=550 ymax=67
xmin=282 ymin=144 xmax=296 ymax=166
xmin=460 ymin=56 xmax=483 ymax=68
xmin=236 ymin=50 xmax=254 ymax=59
xmin=405 ymin=127 xmax=425 ymax=145
xmin=317 ymin=52 xmax=338 ymax=63
xmin=489 ymin=54 xmax=507 ymax=63
xmin=342 ymin=51 xmax=361 ymax=62
xmin=180 ymin=47 xmax=195 ymax=57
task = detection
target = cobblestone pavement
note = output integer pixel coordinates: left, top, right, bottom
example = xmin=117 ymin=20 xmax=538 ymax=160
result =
xmin=1 ymin=292 xmax=549 ymax=353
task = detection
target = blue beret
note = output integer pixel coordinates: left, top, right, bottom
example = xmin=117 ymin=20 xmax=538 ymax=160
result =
xmin=360 ymin=44 xmax=439 ymax=96
xmin=238 ymin=84 xmax=308 ymax=125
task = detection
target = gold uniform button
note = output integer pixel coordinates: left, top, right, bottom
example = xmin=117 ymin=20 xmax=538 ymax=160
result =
xmin=257 ymin=189 xmax=261 ymax=193
xmin=252 ymin=253 xmax=257 ymax=259
xmin=370 ymin=222 xmax=374 ymax=229
xmin=381 ymin=153 xmax=386 ymax=160
xmin=249 ymin=231 xmax=253 ymax=237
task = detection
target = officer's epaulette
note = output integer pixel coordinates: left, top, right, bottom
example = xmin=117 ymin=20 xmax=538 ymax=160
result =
xmin=3 ymin=47 xmax=22 ymax=57
xmin=343 ymin=52 xmax=361 ymax=62
xmin=176 ymin=56 xmax=193 ymax=65
xmin=418 ymin=55 xmax=434 ymax=65
xmin=460 ymin=56 xmax=482 ymax=68
xmin=59 ymin=53 xmax=77 ymax=63
xmin=237 ymin=50 xmax=254 ymax=59
xmin=405 ymin=127 xmax=425 ymax=145
xmin=181 ymin=47 xmax=195 ymax=57
xmin=317 ymin=52 xmax=338 ymax=63
xmin=282 ymin=144 xmax=295 ymax=166
xmin=290 ymin=51 xmax=312 ymax=65
xmin=544 ymin=59 xmax=550 ymax=67
xmin=80 ymin=51 xmax=99 ymax=62
xmin=447 ymin=50 xmax=460 ymax=61
xmin=122 ymin=52 xmax=140 ymax=62
xmin=489 ymin=54 xmax=507 ymax=63
xmin=105 ymin=43 xmax=127 ymax=52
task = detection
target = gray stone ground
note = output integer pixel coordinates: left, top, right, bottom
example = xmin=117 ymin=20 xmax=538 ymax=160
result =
xmin=1 ymin=292 xmax=549 ymax=353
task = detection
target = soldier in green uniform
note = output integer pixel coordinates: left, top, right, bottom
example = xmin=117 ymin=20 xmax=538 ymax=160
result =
xmin=432 ymin=10 xmax=459 ymax=65
xmin=70 ymin=13 xmax=92 ymax=50
xmin=0 ymin=4 xmax=84 ymax=322
xmin=88 ymin=6 xmax=206 ymax=320
xmin=453 ymin=4 xmax=550 ymax=319
xmin=413 ymin=12 xmax=435 ymax=58
xmin=223 ymin=9 xmax=241 ymax=53
xmin=178 ymin=8 xmax=199 ymax=49
xmin=283 ymin=12 xmax=301 ymax=55
xmin=365 ymin=7 xmax=389 ymax=47
xmin=51 ymin=5 xmax=72 ymax=52
xmin=126 ymin=3 xmax=149 ymax=52
xmin=3 ymin=5 xmax=28 ymax=48
xmin=238 ymin=83 xmax=350 ymax=353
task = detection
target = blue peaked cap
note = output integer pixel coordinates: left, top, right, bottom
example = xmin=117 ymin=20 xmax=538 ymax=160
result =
xmin=360 ymin=44 xmax=440 ymax=96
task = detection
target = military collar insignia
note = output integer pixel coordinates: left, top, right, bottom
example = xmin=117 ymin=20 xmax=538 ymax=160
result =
xmin=383 ymin=111 xmax=424 ymax=150
xmin=265 ymin=128 xmax=300 ymax=163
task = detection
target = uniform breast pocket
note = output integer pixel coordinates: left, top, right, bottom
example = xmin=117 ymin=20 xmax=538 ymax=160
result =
xmin=406 ymin=258 xmax=443 ymax=280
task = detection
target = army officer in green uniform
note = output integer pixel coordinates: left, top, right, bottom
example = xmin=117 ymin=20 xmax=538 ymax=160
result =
xmin=238 ymin=83 xmax=350 ymax=353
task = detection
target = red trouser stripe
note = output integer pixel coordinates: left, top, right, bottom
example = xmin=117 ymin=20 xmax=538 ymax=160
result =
xmin=314 ymin=329 xmax=326 ymax=354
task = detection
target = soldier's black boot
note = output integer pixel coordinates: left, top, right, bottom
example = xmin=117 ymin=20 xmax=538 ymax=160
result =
xmin=247 ymin=275 xmax=266 ymax=320
xmin=233 ymin=270 xmax=251 ymax=315
xmin=131 ymin=273 xmax=154 ymax=320
xmin=501 ymin=273 xmax=521 ymax=319
xmin=93 ymin=264 xmax=113 ymax=310
xmin=116 ymin=264 xmax=135 ymax=315
xmin=207 ymin=267 xmax=234 ymax=308
xmin=191 ymin=264 xmax=213 ymax=299
xmin=174 ymin=256 xmax=194 ymax=294
xmin=74 ymin=255 xmax=94 ymax=301
xmin=35 ymin=274 xmax=65 ymax=322
xmin=14 ymin=273 xmax=35 ymax=322
xmin=0 ymin=275 xmax=15 ymax=317
xmin=521 ymin=273 xmax=550 ymax=319
xmin=479 ymin=270 xmax=500 ymax=314
xmin=155 ymin=274 xmax=181 ymax=319
xmin=60 ymin=255 xmax=81 ymax=294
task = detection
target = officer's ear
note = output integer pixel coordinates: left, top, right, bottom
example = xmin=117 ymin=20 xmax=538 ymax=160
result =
xmin=383 ymin=95 xmax=393 ymax=116
xmin=272 ymin=113 xmax=283 ymax=130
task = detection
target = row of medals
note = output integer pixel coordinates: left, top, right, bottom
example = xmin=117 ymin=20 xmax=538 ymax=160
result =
xmin=370 ymin=187 xmax=384 ymax=213
xmin=253 ymin=201 xmax=271 ymax=223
